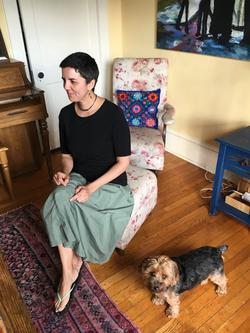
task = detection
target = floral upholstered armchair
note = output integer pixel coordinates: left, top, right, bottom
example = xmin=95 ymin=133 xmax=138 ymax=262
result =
xmin=113 ymin=58 xmax=175 ymax=171
xmin=113 ymin=58 xmax=175 ymax=252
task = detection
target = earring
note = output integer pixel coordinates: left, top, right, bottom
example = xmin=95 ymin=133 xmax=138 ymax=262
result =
xmin=89 ymin=91 xmax=92 ymax=99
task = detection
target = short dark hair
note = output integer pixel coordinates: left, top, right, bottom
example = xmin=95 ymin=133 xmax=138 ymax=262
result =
xmin=60 ymin=52 xmax=99 ymax=85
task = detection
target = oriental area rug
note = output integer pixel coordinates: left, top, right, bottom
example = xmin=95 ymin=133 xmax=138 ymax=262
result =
xmin=0 ymin=204 xmax=139 ymax=333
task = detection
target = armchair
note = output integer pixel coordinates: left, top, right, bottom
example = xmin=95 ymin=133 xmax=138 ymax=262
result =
xmin=113 ymin=58 xmax=175 ymax=251
xmin=113 ymin=58 xmax=175 ymax=171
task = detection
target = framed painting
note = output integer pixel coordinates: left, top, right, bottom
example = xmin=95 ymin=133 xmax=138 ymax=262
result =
xmin=157 ymin=0 xmax=250 ymax=61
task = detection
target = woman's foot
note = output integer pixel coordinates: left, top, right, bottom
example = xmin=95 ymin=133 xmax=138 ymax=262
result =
xmin=55 ymin=268 xmax=80 ymax=313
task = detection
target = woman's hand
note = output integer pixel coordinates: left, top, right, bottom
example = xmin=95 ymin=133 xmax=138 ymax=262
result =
xmin=53 ymin=172 xmax=70 ymax=186
xmin=70 ymin=185 xmax=93 ymax=203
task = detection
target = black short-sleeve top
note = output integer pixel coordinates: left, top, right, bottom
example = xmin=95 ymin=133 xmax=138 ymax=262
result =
xmin=59 ymin=99 xmax=131 ymax=185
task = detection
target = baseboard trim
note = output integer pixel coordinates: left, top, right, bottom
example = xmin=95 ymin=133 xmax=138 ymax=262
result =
xmin=165 ymin=129 xmax=218 ymax=174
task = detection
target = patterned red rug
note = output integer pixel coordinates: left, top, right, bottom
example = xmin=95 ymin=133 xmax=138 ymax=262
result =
xmin=0 ymin=204 xmax=140 ymax=333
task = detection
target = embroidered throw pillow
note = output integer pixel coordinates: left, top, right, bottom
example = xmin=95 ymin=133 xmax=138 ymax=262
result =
xmin=116 ymin=89 xmax=161 ymax=129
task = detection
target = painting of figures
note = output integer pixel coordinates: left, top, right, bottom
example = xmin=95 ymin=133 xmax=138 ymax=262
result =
xmin=157 ymin=0 xmax=250 ymax=61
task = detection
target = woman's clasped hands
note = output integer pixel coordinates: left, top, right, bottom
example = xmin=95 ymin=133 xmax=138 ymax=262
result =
xmin=53 ymin=171 xmax=92 ymax=203
xmin=53 ymin=171 xmax=70 ymax=186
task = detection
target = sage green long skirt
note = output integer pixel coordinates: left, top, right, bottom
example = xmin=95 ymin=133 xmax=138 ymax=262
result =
xmin=41 ymin=173 xmax=134 ymax=264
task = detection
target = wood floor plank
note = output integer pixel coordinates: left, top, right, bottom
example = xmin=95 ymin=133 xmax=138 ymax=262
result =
xmin=0 ymin=254 xmax=34 ymax=333
xmin=214 ymin=300 xmax=250 ymax=332
xmin=99 ymin=265 xmax=136 ymax=289
xmin=125 ymin=297 xmax=153 ymax=321
xmin=237 ymin=318 xmax=250 ymax=333
xmin=204 ymin=284 xmax=250 ymax=332
xmin=146 ymin=318 xmax=185 ymax=333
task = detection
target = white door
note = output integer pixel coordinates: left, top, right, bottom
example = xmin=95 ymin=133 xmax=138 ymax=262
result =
xmin=4 ymin=0 xmax=109 ymax=149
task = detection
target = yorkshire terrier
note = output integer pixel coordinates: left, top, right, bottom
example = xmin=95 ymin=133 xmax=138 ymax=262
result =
xmin=140 ymin=245 xmax=228 ymax=318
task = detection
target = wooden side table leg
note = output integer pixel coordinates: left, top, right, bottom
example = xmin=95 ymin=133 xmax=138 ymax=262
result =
xmin=0 ymin=150 xmax=14 ymax=199
xmin=38 ymin=119 xmax=53 ymax=181
xmin=209 ymin=144 xmax=227 ymax=215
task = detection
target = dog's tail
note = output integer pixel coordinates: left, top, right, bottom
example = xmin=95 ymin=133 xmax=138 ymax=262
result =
xmin=217 ymin=244 xmax=228 ymax=254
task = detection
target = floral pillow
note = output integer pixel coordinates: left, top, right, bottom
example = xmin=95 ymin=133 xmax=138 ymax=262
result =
xmin=116 ymin=89 xmax=161 ymax=129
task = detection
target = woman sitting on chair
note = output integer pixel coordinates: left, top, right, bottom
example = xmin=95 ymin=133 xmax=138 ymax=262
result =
xmin=42 ymin=52 xmax=134 ymax=313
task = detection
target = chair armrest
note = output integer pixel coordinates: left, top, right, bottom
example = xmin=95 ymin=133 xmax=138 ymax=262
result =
xmin=161 ymin=103 xmax=175 ymax=125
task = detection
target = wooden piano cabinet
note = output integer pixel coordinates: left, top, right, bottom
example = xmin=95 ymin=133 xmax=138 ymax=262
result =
xmin=0 ymin=59 xmax=53 ymax=180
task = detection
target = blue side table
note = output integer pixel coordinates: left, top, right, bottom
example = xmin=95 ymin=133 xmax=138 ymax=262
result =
xmin=209 ymin=126 xmax=250 ymax=227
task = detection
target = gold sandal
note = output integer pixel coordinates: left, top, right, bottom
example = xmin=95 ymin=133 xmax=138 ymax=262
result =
xmin=55 ymin=283 xmax=75 ymax=313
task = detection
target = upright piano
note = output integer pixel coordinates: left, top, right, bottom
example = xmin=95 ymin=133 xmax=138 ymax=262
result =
xmin=0 ymin=59 xmax=53 ymax=179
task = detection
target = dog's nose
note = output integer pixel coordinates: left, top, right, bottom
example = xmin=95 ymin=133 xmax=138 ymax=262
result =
xmin=151 ymin=283 xmax=160 ymax=292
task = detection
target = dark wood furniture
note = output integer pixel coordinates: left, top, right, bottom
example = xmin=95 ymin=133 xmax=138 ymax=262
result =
xmin=0 ymin=59 xmax=53 ymax=181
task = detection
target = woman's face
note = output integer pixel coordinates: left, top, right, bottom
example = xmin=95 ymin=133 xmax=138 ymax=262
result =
xmin=62 ymin=67 xmax=94 ymax=102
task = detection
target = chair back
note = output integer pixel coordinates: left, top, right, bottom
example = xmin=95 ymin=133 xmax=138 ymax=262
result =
xmin=112 ymin=58 xmax=168 ymax=111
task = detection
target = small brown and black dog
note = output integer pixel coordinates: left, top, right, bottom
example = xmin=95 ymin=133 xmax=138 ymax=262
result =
xmin=140 ymin=245 xmax=228 ymax=318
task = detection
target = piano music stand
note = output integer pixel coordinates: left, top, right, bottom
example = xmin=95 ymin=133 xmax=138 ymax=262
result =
xmin=0 ymin=144 xmax=14 ymax=199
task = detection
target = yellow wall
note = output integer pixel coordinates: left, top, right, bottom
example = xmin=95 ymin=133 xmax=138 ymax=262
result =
xmin=108 ymin=0 xmax=123 ymax=59
xmin=0 ymin=0 xmax=12 ymax=56
xmin=109 ymin=0 xmax=250 ymax=144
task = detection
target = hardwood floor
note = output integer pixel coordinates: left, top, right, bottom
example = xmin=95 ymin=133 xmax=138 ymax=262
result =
xmin=0 ymin=151 xmax=249 ymax=333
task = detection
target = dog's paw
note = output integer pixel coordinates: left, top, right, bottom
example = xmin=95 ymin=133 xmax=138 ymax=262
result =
xmin=152 ymin=295 xmax=164 ymax=305
xmin=165 ymin=307 xmax=179 ymax=318
xmin=216 ymin=286 xmax=227 ymax=296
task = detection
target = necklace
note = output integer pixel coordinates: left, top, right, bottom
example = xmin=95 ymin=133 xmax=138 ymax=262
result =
xmin=77 ymin=94 xmax=97 ymax=112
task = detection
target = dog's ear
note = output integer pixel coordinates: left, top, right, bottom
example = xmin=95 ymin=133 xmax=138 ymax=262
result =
xmin=169 ymin=261 xmax=179 ymax=286
xmin=139 ymin=257 xmax=158 ymax=272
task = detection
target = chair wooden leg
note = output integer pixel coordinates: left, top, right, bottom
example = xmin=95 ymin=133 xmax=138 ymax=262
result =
xmin=0 ymin=147 xmax=14 ymax=199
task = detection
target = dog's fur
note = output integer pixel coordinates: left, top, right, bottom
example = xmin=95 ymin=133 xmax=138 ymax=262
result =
xmin=140 ymin=245 xmax=228 ymax=318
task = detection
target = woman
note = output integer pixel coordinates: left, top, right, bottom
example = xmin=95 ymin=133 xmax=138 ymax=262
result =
xmin=42 ymin=52 xmax=134 ymax=313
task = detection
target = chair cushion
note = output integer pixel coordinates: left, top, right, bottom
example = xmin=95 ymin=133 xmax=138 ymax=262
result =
xmin=116 ymin=164 xmax=158 ymax=250
xmin=130 ymin=127 xmax=165 ymax=170
xmin=116 ymin=89 xmax=160 ymax=129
